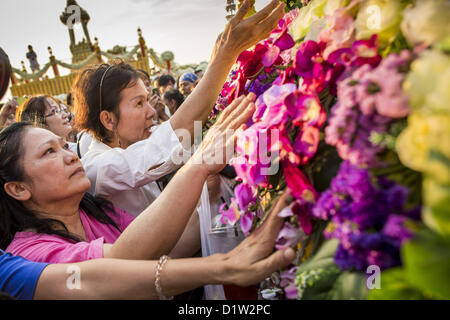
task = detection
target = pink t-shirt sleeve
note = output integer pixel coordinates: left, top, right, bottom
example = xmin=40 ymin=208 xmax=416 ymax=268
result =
xmin=112 ymin=207 xmax=135 ymax=231
xmin=6 ymin=234 xmax=105 ymax=264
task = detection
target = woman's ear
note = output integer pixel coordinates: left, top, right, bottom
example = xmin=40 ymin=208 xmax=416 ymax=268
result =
xmin=99 ymin=110 xmax=117 ymax=132
xmin=3 ymin=181 xmax=32 ymax=201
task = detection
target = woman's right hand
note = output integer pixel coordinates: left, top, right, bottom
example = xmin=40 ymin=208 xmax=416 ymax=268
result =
xmin=211 ymin=0 xmax=286 ymax=61
xmin=188 ymin=92 xmax=256 ymax=175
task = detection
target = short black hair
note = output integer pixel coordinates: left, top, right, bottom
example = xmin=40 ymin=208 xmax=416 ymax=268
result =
xmin=162 ymin=89 xmax=184 ymax=111
xmin=157 ymin=74 xmax=176 ymax=87
xmin=137 ymin=69 xmax=150 ymax=80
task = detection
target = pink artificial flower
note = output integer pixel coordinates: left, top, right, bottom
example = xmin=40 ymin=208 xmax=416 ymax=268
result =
xmin=293 ymin=126 xmax=320 ymax=165
xmin=262 ymin=45 xmax=281 ymax=67
xmin=234 ymin=183 xmax=256 ymax=212
xmin=284 ymin=91 xmax=327 ymax=127
xmin=327 ymin=34 xmax=381 ymax=69
xmin=237 ymin=43 xmax=268 ymax=78
xmin=231 ymin=157 xmax=269 ymax=187
xmin=252 ymin=95 xmax=267 ymax=122
xmin=240 ymin=211 xmax=256 ymax=236
xmin=273 ymin=131 xmax=301 ymax=165
xmin=273 ymin=66 xmax=297 ymax=86
xmin=319 ymin=9 xmax=356 ymax=60
xmin=220 ymin=199 xmax=240 ymax=225
xmin=259 ymin=83 xmax=297 ymax=128
xmin=292 ymin=200 xmax=313 ymax=235
xmin=283 ymin=164 xmax=314 ymax=199
xmin=294 ymin=40 xmax=327 ymax=78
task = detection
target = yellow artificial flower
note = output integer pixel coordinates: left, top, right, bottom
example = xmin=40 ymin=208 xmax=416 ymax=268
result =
xmin=397 ymin=112 xmax=450 ymax=184
xmin=355 ymin=0 xmax=406 ymax=47
xmin=403 ymin=49 xmax=450 ymax=113
xmin=289 ymin=0 xmax=351 ymax=42
xmin=422 ymin=179 xmax=450 ymax=236
xmin=401 ymin=0 xmax=450 ymax=47
xmin=289 ymin=0 xmax=328 ymax=41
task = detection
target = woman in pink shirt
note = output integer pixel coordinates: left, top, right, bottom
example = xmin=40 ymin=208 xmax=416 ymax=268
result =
xmin=0 ymin=91 xmax=257 ymax=264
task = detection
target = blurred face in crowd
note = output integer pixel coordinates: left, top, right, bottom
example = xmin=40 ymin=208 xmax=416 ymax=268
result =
xmin=159 ymin=83 xmax=174 ymax=95
xmin=115 ymin=78 xmax=157 ymax=148
xmin=180 ymin=80 xmax=195 ymax=96
xmin=4 ymin=113 xmax=16 ymax=127
xmin=44 ymin=98 xmax=72 ymax=140
xmin=162 ymin=97 xmax=176 ymax=115
xmin=60 ymin=103 xmax=75 ymax=127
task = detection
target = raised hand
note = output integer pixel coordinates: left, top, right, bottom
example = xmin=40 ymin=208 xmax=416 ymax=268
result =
xmin=189 ymin=93 xmax=256 ymax=175
xmin=212 ymin=0 xmax=286 ymax=60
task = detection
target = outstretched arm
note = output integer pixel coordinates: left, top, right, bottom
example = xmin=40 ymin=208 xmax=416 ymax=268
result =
xmin=34 ymin=193 xmax=295 ymax=299
xmin=104 ymin=94 xmax=256 ymax=260
xmin=169 ymin=0 xmax=285 ymax=141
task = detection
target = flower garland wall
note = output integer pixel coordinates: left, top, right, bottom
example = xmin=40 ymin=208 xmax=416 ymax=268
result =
xmin=215 ymin=0 xmax=450 ymax=300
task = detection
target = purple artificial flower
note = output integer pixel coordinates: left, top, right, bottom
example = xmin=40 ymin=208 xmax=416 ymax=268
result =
xmin=313 ymin=161 xmax=420 ymax=271
xmin=382 ymin=215 xmax=414 ymax=247
xmin=280 ymin=266 xmax=299 ymax=300
xmin=324 ymin=51 xmax=411 ymax=167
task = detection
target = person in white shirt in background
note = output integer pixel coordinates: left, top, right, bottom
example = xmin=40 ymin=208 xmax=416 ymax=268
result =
xmin=71 ymin=0 xmax=286 ymax=258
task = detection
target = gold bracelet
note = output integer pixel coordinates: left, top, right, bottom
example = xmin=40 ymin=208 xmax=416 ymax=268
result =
xmin=155 ymin=255 xmax=173 ymax=300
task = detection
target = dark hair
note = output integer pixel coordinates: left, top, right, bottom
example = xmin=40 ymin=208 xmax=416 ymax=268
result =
xmin=0 ymin=122 xmax=120 ymax=249
xmin=157 ymin=74 xmax=175 ymax=88
xmin=15 ymin=95 xmax=59 ymax=127
xmin=0 ymin=47 xmax=12 ymax=101
xmin=66 ymin=92 xmax=72 ymax=106
xmin=72 ymin=60 xmax=140 ymax=143
xmin=137 ymin=69 xmax=150 ymax=81
xmin=162 ymin=89 xmax=184 ymax=111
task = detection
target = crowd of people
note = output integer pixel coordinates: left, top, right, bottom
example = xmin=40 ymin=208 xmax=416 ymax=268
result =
xmin=0 ymin=0 xmax=294 ymax=300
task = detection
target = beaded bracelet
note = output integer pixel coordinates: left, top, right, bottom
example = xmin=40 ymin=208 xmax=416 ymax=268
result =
xmin=155 ymin=255 xmax=173 ymax=300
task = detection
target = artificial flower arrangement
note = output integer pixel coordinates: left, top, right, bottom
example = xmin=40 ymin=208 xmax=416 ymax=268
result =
xmin=212 ymin=0 xmax=450 ymax=300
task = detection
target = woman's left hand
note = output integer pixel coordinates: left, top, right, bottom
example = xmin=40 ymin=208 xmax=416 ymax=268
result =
xmin=220 ymin=192 xmax=296 ymax=287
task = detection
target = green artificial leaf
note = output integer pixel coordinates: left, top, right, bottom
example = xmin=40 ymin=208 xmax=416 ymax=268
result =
xmin=296 ymin=266 xmax=341 ymax=300
xmin=329 ymin=272 xmax=369 ymax=300
xmin=297 ymin=239 xmax=339 ymax=272
xmin=368 ymin=268 xmax=429 ymax=300
xmin=295 ymin=239 xmax=342 ymax=300
xmin=403 ymin=229 xmax=450 ymax=299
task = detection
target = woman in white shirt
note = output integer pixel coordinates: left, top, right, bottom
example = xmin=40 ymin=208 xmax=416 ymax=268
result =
xmin=71 ymin=1 xmax=285 ymax=256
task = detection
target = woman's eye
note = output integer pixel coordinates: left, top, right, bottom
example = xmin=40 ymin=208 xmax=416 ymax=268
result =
xmin=44 ymin=148 xmax=54 ymax=155
xmin=64 ymin=143 xmax=70 ymax=150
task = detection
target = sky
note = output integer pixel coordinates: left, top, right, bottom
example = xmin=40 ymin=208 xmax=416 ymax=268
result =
xmin=0 ymin=0 xmax=272 ymax=103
